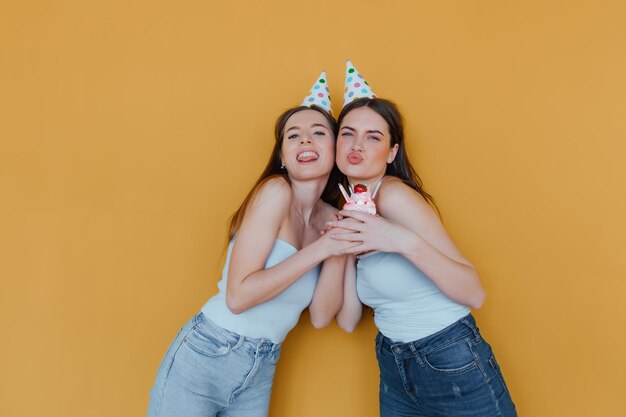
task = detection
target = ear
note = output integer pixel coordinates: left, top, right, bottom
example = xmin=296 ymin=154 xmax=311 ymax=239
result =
xmin=387 ymin=144 xmax=399 ymax=164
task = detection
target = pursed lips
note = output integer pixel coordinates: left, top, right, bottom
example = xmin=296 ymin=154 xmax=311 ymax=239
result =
xmin=347 ymin=152 xmax=363 ymax=164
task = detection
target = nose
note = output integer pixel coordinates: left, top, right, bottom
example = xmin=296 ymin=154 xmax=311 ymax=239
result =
xmin=300 ymin=134 xmax=312 ymax=144
xmin=351 ymin=135 xmax=365 ymax=151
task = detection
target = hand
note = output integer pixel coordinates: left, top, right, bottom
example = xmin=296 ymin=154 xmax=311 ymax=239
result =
xmin=317 ymin=224 xmax=362 ymax=257
xmin=326 ymin=210 xmax=418 ymax=255
xmin=321 ymin=214 xmax=356 ymax=236
xmin=320 ymin=213 xmax=338 ymax=236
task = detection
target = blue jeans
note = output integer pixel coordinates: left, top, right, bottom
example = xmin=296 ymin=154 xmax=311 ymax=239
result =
xmin=147 ymin=312 xmax=281 ymax=417
xmin=377 ymin=314 xmax=517 ymax=417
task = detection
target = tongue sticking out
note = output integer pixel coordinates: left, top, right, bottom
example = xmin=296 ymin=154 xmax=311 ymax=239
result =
xmin=297 ymin=151 xmax=319 ymax=162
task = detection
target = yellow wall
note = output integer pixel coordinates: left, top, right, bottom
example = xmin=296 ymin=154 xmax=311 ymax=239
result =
xmin=2 ymin=1 xmax=625 ymax=416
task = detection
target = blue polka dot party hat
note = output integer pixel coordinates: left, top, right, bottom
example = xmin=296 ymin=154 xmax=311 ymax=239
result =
xmin=343 ymin=59 xmax=376 ymax=107
xmin=301 ymin=70 xmax=333 ymax=115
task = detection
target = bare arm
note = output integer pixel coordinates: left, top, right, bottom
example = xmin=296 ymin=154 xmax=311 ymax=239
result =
xmin=226 ymin=177 xmax=350 ymax=314
xmin=310 ymin=210 xmax=358 ymax=328
xmin=308 ymin=254 xmax=347 ymax=328
xmin=336 ymin=254 xmax=363 ymax=332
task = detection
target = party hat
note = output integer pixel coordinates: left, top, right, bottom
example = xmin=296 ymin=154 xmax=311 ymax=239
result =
xmin=301 ymin=70 xmax=333 ymax=115
xmin=343 ymin=59 xmax=376 ymax=107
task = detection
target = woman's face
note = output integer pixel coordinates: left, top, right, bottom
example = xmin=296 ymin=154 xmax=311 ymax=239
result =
xmin=336 ymin=106 xmax=398 ymax=185
xmin=281 ymin=109 xmax=335 ymax=181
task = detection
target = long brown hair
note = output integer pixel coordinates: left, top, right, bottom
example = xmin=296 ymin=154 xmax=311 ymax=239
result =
xmin=337 ymin=97 xmax=439 ymax=213
xmin=227 ymin=105 xmax=340 ymax=240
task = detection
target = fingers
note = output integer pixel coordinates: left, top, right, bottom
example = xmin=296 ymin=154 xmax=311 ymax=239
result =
xmin=342 ymin=243 xmax=369 ymax=255
xmin=329 ymin=232 xmax=362 ymax=241
xmin=326 ymin=218 xmax=360 ymax=226
xmin=338 ymin=210 xmax=375 ymax=222
xmin=326 ymin=219 xmax=366 ymax=232
xmin=326 ymin=239 xmax=363 ymax=257
xmin=328 ymin=227 xmax=354 ymax=234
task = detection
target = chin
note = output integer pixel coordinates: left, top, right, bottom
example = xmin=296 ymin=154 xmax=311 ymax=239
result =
xmin=290 ymin=168 xmax=332 ymax=181
xmin=337 ymin=163 xmax=356 ymax=176
xmin=341 ymin=165 xmax=368 ymax=180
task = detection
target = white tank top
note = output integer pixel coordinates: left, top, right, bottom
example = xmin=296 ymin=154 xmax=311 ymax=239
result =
xmin=356 ymin=251 xmax=469 ymax=343
xmin=202 ymin=239 xmax=319 ymax=343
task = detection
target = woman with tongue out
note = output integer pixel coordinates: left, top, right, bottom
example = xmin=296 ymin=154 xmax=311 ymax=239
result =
xmin=147 ymin=72 xmax=357 ymax=417
xmin=328 ymin=61 xmax=516 ymax=417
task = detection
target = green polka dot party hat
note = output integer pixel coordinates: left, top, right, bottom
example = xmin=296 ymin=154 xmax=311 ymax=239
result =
xmin=301 ymin=70 xmax=333 ymax=115
xmin=343 ymin=59 xmax=376 ymax=107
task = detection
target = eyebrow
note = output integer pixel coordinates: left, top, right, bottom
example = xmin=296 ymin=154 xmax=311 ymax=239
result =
xmin=287 ymin=123 xmax=328 ymax=133
xmin=340 ymin=126 xmax=384 ymax=135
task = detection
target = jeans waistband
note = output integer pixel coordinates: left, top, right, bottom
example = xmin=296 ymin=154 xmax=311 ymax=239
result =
xmin=380 ymin=314 xmax=480 ymax=356
xmin=195 ymin=312 xmax=281 ymax=353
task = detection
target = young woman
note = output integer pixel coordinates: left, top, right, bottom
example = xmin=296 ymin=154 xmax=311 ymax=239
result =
xmin=330 ymin=97 xmax=517 ymax=417
xmin=147 ymin=96 xmax=356 ymax=416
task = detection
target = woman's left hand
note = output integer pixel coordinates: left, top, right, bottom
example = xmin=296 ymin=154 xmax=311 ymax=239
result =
xmin=326 ymin=210 xmax=418 ymax=255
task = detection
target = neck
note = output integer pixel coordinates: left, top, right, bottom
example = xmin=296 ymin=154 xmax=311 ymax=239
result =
xmin=289 ymin=176 xmax=328 ymax=224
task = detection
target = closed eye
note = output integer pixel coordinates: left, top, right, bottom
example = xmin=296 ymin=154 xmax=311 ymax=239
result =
xmin=288 ymin=134 xmax=300 ymax=140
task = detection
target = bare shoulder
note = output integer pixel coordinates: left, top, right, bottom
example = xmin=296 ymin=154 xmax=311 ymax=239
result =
xmin=376 ymin=176 xmax=436 ymax=222
xmin=376 ymin=177 xmax=473 ymax=267
xmin=258 ymin=175 xmax=291 ymax=198
xmin=235 ymin=175 xmax=292 ymax=252
xmin=249 ymin=175 xmax=292 ymax=212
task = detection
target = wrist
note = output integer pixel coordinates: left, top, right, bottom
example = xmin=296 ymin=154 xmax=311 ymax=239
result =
xmin=310 ymin=237 xmax=332 ymax=262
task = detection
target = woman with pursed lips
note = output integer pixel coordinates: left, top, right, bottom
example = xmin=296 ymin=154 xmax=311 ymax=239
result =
xmin=331 ymin=97 xmax=517 ymax=417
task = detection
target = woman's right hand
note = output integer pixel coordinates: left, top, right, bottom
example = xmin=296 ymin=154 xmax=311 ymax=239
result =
xmin=317 ymin=225 xmax=362 ymax=257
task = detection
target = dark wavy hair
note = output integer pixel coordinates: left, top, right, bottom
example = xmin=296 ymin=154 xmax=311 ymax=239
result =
xmin=228 ymin=105 xmax=340 ymax=239
xmin=337 ymin=97 xmax=438 ymax=213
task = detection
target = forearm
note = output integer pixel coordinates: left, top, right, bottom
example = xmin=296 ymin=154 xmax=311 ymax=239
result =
xmin=400 ymin=235 xmax=485 ymax=309
xmin=336 ymin=255 xmax=363 ymax=332
xmin=308 ymin=255 xmax=346 ymax=328
xmin=227 ymin=240 xmax=329 ymax=314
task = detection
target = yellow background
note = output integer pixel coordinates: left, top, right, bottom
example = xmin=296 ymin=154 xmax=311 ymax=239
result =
xmin=2 ymin=1 xmax=625 ymax=416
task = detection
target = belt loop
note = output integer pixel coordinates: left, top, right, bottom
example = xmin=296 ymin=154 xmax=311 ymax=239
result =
xmin=409 ymin=343 xmax=425 ymax=367
xmin=461 ymin=315 xmax=480 ymax=341
xmin=232 ymin=335 xmax=245 ymax=350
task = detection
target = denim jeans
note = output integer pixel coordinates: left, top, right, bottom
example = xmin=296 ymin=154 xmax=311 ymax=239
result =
xmin=377 ymin=314 xmax=517 ymax=417
xmin=147 ymin=312 xmax=281 ymax=417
